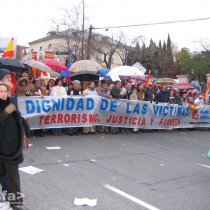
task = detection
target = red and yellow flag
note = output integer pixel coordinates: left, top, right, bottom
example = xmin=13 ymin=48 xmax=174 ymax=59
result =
xmin=44 ymin=50 xmax=55 ymax=59
xmin=32 ymin=51 xmax=37 ymax=60
xmin=2 ymin=37 xmax=14 ymax=58
xmin=145 ymin=70 xmax=151 ymax=87
xmin=204 ymin=80 xmax=210 ymax=100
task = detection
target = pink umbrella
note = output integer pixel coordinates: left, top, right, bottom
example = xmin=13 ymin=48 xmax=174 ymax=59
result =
xmin=173 ymin=82 xmax=194 ymax=90
xmin=41 ymin=58 xmax=67 ymax=71
xmin=187 ymin=89 xmax=199 ymax=96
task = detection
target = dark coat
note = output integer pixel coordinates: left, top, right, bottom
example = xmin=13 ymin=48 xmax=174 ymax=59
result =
xmin=0 ymin=98 xmax=25 ymax=163
xmin=110 ymin=87 xmax=122 ymax=99
xmin=144 ymin=88 xmax=154 ymax=102
xmin=156 ymin=91 xmax=170 ymax=103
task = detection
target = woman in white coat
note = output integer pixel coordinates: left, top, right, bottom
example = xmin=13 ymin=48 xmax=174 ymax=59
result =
xmin=50 ymin=78 xmax=67 ymax=135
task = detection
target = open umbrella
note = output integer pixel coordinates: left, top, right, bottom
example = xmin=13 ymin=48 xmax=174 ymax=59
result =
xmin=23 ymin=59 xmax=53 ymax=74
xmin=173 ymin=82 xmax=194 ymax=90
xmin=154 ymin=78 xmax=177 ymax=86
xmin=97 ymin=69 xmax=110 ymax=77
xmin=70 ymin=60 xmax=102 ymax=73
xmin=41 ymin=58 xmax=67 ymax=71
xmin=70 ymin=71 xmax=99 ymax=81
xmin=60 ymin=70 xmax=70 ymax=78
xmin=107 ymin=66 xmax=144 ymax=77
xmin=50 ymin=72 xmax=60 ymax=79
xmin=37 ymin=76 xmax=55 ymax=80
xmin=0 ymin=58 xmax=26 ymax=73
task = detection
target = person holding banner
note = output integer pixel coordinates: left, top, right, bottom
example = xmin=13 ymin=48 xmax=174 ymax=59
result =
xmin=96 ymin=80 xmax=112 ymax=134
xmin=46 ymin=78 xmax=55 ymax=95
xmin=144 ymin=82 xmax=154 ymax=102
xmin=32 ymin=79 xmax=46 ymax=137
xmin=123 ymin=81 xmax=137 ymax=134
xmin=156 ymin=86 xmax=170 ymax=103
xmin=68 ymin=80 xmax=83 ymax=136
xmin=83 ymin=81 xmax=98 ymax=134
xmin=135 ymin=83 xmax=145 ymax=101
xmin=110 ymin=81 xmax=124 ymax=134
xmin=50 ymin=78 xmax=67 ymax=135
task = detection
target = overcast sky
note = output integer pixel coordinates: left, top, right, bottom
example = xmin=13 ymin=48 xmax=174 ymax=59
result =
xmin=1 ymin=0 xmax=210 ymax=51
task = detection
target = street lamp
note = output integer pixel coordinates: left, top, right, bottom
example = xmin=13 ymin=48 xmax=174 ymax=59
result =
xmin=86 ymin=25 xmax=93 ymax=60
xmin=81 ymin=0 xmax=85 ymax=60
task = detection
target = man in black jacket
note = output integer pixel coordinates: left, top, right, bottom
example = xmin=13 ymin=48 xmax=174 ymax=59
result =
xmin=156 ymin=86 xmax=170 ymax=103
xmin=110 ymin=81 xmax=124 ymax=134
xmin=144 ymin=82 xmax=154 ymax=102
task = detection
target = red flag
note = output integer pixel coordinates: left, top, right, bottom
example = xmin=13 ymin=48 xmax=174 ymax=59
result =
xmin=145 ymin=70 xmax=151 ymax=87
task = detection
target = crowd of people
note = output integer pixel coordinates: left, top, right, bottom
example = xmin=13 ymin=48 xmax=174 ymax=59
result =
xmin=0 ymin=67 xmax=209 ymax=209
xmin=12 ymin=70 xmax=208 ymax=136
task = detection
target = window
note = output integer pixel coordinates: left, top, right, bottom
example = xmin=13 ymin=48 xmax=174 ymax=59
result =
xmin=39 ymin=46 xmax=43 ymax=59
xmin=48 ymin=44 xmax=52 ymax=50
xmin=96 ymin=52 xmax=103 ymax=61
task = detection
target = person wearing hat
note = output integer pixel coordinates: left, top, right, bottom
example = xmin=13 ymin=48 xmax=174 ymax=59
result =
xmin=174 ymin=90 xmax=182 ymax=105
xmin=67 ymin=80 xmax=83 ymax=136
xmin=0 ymin=82 xmax=29 ymax=210
xmin=16 ymin=78 xmax=30 ymax=97
xmin=68 ymin=80 xmax=82 ymax=96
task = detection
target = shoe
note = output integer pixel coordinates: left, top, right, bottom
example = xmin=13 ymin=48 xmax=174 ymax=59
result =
xmin=12 ymin=206 xmax=29 ymax=210
xmin=97 ymin=131 xmax=103 ymax=134
xmin=132 ymin=131 xmax=138 ymax=134
xmin=121 ymin=130 xmax=126 ymax=134
xmin=89 ymin=132 xmax=96 ymax=134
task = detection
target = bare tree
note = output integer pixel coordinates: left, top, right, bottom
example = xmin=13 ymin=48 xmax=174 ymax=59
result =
xmin=51 ymin=1 xmax=89 ymax=63
xmin=199 ymin=39 xmax=210 ymax=62
xmin=92 ymin=33 xmax=122 ymax=69
xmin=116 ymin=33 xmax=145 ymax=66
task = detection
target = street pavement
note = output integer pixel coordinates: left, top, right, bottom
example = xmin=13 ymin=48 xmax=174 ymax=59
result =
xmin=20 ymin=130 xmax=210 ymax=210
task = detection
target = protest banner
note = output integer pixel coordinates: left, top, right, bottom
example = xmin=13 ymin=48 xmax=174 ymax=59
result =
xmin=18 ymin=96 xmax=210 ymax=130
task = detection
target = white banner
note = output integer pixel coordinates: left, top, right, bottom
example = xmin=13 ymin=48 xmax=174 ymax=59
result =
xmin=18 ymin=96 xmax=210 ymax=130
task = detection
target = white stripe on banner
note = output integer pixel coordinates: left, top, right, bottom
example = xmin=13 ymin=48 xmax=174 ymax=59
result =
xmin=104 ymin=184 xmax=160 ymax=210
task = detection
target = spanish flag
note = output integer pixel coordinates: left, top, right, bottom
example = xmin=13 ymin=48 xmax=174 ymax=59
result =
xmin=145 ymin=70 xmax=151 ymax=87
xmin=204 ymin=80 xmax=210 ymax=100
xmin=2 ymin=37 xmax=14 ymax=58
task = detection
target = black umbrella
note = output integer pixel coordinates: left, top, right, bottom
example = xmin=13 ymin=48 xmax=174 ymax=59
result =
xmin=70 ymin=71 xmax=99 ymax=81
xmin=0 ymin=58 xmax=26 ymax=73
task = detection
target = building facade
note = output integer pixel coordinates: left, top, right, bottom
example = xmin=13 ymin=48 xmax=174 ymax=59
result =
xmin=26 ymin=30 xmax=124 ymax=69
